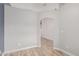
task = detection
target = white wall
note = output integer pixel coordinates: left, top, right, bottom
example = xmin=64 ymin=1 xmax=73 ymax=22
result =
xmin=40 ymin=10 xmax=60 ymax=48
xmin=10 ymin=3 xmax=59 ymax=12
xmin=4 ymin=5 xmax=40 ymax=52
xmin=59 ymin=4 xmax=79 ymax=55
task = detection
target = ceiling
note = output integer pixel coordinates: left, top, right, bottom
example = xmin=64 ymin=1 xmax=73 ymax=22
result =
xmin=10 ymin=3 xmax=60 ymax=12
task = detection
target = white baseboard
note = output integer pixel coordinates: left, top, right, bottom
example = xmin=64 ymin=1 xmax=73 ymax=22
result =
xmin=2 ymin=45 xmax=39 ymax=56
xmin=54 ymin=47 xmax=75 ymax=56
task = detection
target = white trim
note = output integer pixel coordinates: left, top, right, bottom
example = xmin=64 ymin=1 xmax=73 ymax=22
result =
xmin=54 ymin=47 xmax=75 ymax=56
xmin=2 ymin=45 xmax=39 ymax=56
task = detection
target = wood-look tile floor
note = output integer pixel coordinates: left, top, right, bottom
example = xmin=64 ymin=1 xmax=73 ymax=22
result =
xmin=4 ymin=38 xmax=64 ymax=56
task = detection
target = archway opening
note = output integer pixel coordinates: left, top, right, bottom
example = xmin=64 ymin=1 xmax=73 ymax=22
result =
xmin=40 ymin=17 xmax=58 ymax=49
